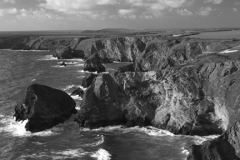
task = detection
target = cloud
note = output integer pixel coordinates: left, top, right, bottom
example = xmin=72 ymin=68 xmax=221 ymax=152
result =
xmin=233 ymin=8 xmax=237 ymax=12
xmin=177 ymin=9 xmax=193 ymax=16
xmin=196 ymin=6 xmax=213 ymax=16
xmin=16 ymin=8 xmax=63 ymax=21
xmin=39 ymin=0 xmax=194 ymax=19
xmin=0 ymin=8 xmax=17 ymax=16
xmin=204 ymin=0 xmax=223 ymax=4
xmin=0 ymin=0 xmax=16 ymax=4
xmin=235 ymin=2 xmax=240 ymax=5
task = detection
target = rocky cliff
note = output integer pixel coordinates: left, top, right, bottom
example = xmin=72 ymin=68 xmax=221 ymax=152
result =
xmin=76 ymin=47 xmax=240 ymax=136
xmin=187 ymin=120 xmax=240 ymax=160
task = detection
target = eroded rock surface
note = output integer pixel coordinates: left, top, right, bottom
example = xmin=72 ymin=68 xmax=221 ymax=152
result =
xmin=76 ymin=51 xmax=240 ymax=136
xmin=187 ymin=121 xmax=240 ymax=160
xmin=83 ymin=54 xmax=106 ymax=73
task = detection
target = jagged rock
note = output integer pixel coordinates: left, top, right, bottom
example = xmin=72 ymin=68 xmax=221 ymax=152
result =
xmin=187 ymin=121 xmax=240 ymax=160
xmin=77 ymin=51 xmax=240 ymax=136
xmin=75 ymin=72 xmax=158 ymax=128
xmin=152 ymin=58 xmax=240 ymax=135
xmin=76 ymin=74 xmax=126 ymax=128
xmin=118 ymin=63 xmax=135 ymax=72
xmin=14 ymin=84 xmax=77 ymax=132
xmin=53 ymin=46 xmax=72 ymax=59
xmin=81 ymin=73 xmax=98 ymax=88
xmin=83 ymin=54 xmax=106 ymax=73
xmin=135 ymin=40 xmax=229 ymax=72
xmin=71 ymin=88 xmax=84 ymax=97
xmin=75 ymin=36 xmax=152 ymax=62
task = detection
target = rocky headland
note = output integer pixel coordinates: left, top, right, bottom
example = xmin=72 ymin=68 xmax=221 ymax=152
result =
xmin=4 ymin=30 xmax=240 ymax=159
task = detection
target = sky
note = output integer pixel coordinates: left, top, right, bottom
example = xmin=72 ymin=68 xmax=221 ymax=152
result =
xmin=0 ymin=0 xmax=239 ymax=31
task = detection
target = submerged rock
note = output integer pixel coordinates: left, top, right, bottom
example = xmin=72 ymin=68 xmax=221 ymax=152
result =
xmin=14 ymin=84 xmax=77 ymax=132
xmin=187 ymin=121 xmax=240 ymax=160
xmin=83 ymin=54 xmax=106 ymax=73
xmin=60 ymin=61 xmax=67 ymax=66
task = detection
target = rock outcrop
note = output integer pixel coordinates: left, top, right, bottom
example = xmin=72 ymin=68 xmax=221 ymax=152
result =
xmin=75 ymin=71 xmax=159 ymax=128
xmin=53 ymin=46 xmax=73 ymax=59
xmin=83 ymin=54 xmax=106 ymax=73
xmin=76 ymin=51 xmax=240 ymax=136
xmin=187 ymin=121 xmax=240 ymax=160
xmin=14 ymin=84 xmax=77 ymax=132
xmin=75 ymin=36 xmax=155 ymax=61
xmin=71 ymin=88 xmax=84 ymax=97
xmin=81 ymin=73 xmax=98 ymax=88
xmin=135 ymin=40 xmax=229 ymax=72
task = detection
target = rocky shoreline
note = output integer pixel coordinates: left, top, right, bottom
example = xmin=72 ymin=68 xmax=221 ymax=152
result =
xmin=2 ymin=33 xmax=240 ymax=159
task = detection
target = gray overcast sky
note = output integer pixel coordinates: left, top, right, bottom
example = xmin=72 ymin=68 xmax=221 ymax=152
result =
xmin=0 ymin=0 xmax=239 ymax=31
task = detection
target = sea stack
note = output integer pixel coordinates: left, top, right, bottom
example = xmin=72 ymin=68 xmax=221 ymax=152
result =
xmin=14 ymin=84 xmax=77 ymax=132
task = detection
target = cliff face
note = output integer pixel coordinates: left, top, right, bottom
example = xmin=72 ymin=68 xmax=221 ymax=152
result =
xmin=75 ymin=35 xmax=165 ymax=62
xmin=135 ymin=40 xmax=229 ymax=72
xmin=77 ymin=51 xmax=240 ymax=135
xmin=187 ymin=121 xmax=240 ymax=160
xmin=153 ymin=57 xmax=240 ymax=135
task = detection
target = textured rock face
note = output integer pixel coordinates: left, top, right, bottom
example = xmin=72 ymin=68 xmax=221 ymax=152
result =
xmin=81 ymin=73 xmax=98 ymax=88
xmin=71 ymin=88 xmax=84 ymax=97
xmin=53 ymin=46 xmax=73 ymax=59
xmin=75 ymin=36 xmax=163 ymax=61
xmin=76 ymin=71 xmax=159 ymax=128
xmin=0 ymin=37 xmax=30 ymax=50
xmin=77 ymin=51 xmax=240 ymax=135
xmin=14 ymin=84 xmax=77 ymax=132
xmin=187 ymin=121 xmax=240 ymax=160
xmin=83 ymin=54 xmax=106 ymax=73
xmin=135 ymin=40 xmax=229 ymax=72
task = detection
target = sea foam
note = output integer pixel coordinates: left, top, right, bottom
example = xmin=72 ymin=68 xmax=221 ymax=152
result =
xmin=0 ymin=115 xmax=60 ymax=137
xmin=38 ymin=55 xmax=58 ymax=61
xmin=91 ymin=149 xmax=111 ymax=160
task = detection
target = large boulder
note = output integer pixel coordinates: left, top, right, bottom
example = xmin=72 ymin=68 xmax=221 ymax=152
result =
xmin=83 ymin=54 xmax=106 ymax=73
xmin=14 ymin=84 xmax=77 ymax=132
xmin=187 ymin=121 xmax=240 ymax=160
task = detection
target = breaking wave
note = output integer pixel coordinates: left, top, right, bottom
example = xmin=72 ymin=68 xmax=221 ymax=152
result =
xmin=0 ymin=115 xmax=62 ymax=137
xmin=91 ymin=149 xmax=111 ymax=160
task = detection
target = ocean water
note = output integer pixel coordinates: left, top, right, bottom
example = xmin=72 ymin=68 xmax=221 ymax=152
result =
xmin=189 ymin=30 xmax=240 ymax=39
xmin=0 ymin=50 xmax=217 ymax=160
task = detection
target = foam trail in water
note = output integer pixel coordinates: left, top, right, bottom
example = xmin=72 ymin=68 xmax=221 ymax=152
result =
xmin=51 ymin=148 xmax=89 ymax=159
xmin=192 ymin=135 xmax=219 ymax=145
xmin=63 ymin=85 xmax=75 ymax=91
xmin=71 ymin=95 xmax=83 ymax=100
xmin=181 ymin=147 xmax=190 ymax=155
xmin=85 ymin=135 xmax=105 ymax=147
xmin=79 ymin=70 xmax=97 ymax=74
xmin=0 ymin=116 xmax=60 ymax=137
xmin=91 ymin=149 xmax=111 ymax=160
xmin=38 ymin=55 xmax=57 ymax=61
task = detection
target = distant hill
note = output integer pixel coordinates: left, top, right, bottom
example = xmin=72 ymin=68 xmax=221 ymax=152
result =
xmin=81 ymin=28 xmax=139 ymax=34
